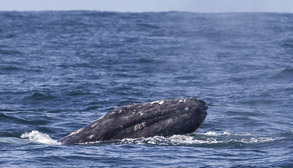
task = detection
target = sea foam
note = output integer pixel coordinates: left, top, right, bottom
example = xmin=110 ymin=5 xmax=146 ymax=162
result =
xmin=119 ymin=132 xmax=279 ymax=146
xmin=20 ymin=130 xmax=61 ymax=145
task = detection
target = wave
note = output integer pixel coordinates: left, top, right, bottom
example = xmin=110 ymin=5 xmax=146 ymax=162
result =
xmin=20 ymin=130 xmax=60 ymax=145
xmin=270 ymin=67 xmax=293 ymax=80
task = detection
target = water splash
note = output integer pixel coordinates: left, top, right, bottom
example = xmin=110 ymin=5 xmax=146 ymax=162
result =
xmin=20 ymin=130 xmax=61 ymax=145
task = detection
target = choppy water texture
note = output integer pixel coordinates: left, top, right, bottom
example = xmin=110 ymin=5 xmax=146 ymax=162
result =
xmin=0 ymin=11 xmax=292 ymax=167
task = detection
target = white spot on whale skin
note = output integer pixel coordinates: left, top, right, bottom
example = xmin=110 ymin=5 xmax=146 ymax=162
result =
xmin=142 ymin=122 xmax=147 ymax=127
xmin=134 ymin=122 xmax=147 ymax=131
xmin=69 ymin=128 xmax=84 ymax=136
xmin=151 ymin=100 xmax=164 ymax=105
xmin=88 ymin=134 xmax=94 ymax=139
xmin=179 ymin=99 xmax=187 ymax=103
xmin=138 ymin=111 xmax=144 ymax=116
xmin=91 ymin=122 xmax=98 ymax=128
xmin=184 ymin=107 xmax=189 ymax=111
xmin=98 ymin=114 xmax=106 ymax=120
xmin=134 ymin=124 xmax=142 ymax=131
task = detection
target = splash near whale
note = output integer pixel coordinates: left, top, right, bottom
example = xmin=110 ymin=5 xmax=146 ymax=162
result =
xmin=59 ymin=98 xmax=208 ymax=145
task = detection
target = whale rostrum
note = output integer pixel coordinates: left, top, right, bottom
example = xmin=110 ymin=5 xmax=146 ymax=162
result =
xmin=59 ymin=98 xmax=208 ymax=145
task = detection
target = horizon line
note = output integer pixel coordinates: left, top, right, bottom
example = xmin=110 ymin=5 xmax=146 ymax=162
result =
xmin=0 ymin=9 xmax=292 ymax=14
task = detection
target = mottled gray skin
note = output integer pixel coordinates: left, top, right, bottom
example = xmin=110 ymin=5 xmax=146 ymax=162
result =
xmin=59 ymin=98 xmax=208 ymax=145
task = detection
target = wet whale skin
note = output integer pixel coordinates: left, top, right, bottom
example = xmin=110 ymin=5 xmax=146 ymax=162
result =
xmin=60 ymin=98 xmax=208 ymax=145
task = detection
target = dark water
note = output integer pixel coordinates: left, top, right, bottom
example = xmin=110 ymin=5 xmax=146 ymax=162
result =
xmin=0 ymin=11 xmax=292 ymax=167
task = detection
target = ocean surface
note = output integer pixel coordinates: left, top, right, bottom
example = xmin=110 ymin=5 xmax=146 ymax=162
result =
xmin=0 ymin=11 xmax=292 ymax=167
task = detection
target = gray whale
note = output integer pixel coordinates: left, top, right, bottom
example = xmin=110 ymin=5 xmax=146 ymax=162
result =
xmin=59 ymin=98 xmax=208 ymax=145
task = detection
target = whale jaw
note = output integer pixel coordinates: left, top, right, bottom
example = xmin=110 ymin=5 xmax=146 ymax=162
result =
xmin=60 ymin=98 xmax=208 ymax=145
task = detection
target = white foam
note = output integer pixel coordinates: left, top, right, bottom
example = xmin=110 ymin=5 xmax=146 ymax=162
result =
xmin=197 ymin=131 xmax=253 ymax=136
xmin=20 ymin=130 xmax=61 ymax=145
xmin=168 ymin=135 xmax=220 ymax=145
xmin=238 ymin=137 xmax=276 ymax=144
xmin=200 ymin=131 xmax=231 ymax=136
xmin=120 ymin=135 xmax=221 ymax=145
xmin=119 ymin=133 xmax=279 ymax=146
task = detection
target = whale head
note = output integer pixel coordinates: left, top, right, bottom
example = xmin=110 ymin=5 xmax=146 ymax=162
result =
xmin=60 ymin=98 xmax=208 ymax=145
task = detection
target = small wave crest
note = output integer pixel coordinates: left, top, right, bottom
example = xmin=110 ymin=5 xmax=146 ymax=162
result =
xmin=200 ymin=131 xmax=231 ymax=136
xmin=20 ymin=130 xmax=60 ymax=145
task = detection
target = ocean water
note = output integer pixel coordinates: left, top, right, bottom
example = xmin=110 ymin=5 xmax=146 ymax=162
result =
xmin=0 ymin=11 xmax=292 ymax=167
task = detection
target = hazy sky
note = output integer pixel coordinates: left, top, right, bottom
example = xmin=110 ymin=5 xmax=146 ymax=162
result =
xmin=0 ymin=0 xmax=292 ymax=13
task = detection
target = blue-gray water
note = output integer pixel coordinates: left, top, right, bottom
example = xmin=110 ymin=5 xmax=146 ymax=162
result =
xmin=0 ymin=11 xmax=292 ymax=167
